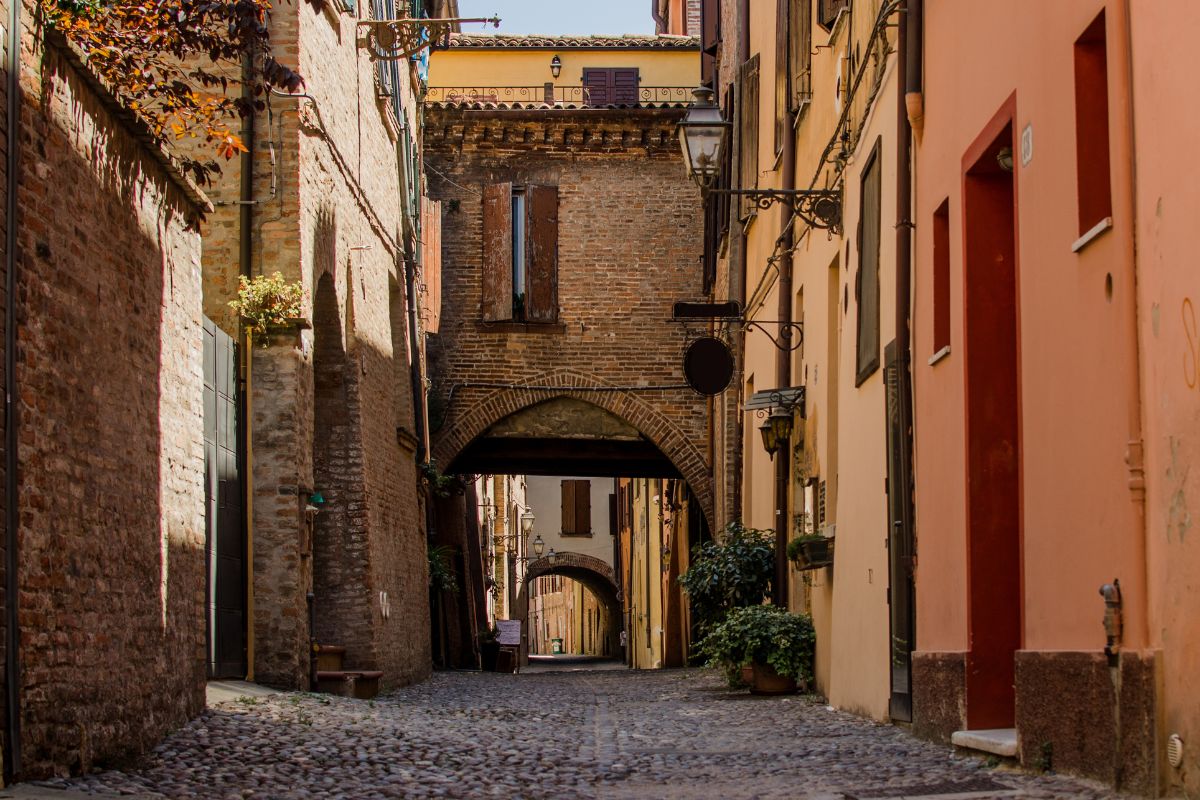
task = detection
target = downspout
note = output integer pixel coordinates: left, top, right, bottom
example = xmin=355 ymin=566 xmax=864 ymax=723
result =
xmin=237 ymin=52 xmax=256 ymax=682
xmin=893 ymin=0 xmax=919 ymax=691
xmin=650 ymin=0 xmax=665 ymax=34
xmin=773 ymin=112 xmax=796 ymax=607
xmin=730 ymin=0 xmax=750 ymax=525
xmin=4 ymin=0 xmax=22 ymax=780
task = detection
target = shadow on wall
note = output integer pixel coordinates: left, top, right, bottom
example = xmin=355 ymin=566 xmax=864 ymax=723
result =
xmin=12 ymin=44 xmax=206 ymax=777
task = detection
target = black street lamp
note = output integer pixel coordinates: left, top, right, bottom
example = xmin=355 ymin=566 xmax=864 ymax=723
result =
xmin=677 ymin=86 xmax=842 ymax=233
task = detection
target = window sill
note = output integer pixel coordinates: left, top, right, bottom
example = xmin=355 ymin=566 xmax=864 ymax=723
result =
xmin=559 ymin=531 xmax=593 ymax=537
xmin=1071 ymin=216 xmax=1113 ymax=253
xmin=475 ymin=321 xmax=566 ymax=334
xmin=928 ymin=345 xmax=951 ymax=367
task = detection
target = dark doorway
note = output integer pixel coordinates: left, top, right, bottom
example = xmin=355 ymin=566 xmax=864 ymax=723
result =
xmin=962 ymin=118 xmax=1021 ymax=731
xmin=204 ymin=318 xmax=246 ymax=679
xmin=885 ymin=339 xmax=915 ymax=722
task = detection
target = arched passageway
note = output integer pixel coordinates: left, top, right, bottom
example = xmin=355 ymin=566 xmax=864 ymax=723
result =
xmin=514 ymin=553 xmax=622 ymax=663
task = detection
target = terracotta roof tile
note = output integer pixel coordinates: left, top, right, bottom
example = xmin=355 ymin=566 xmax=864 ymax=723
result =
xmin=444 ymin=33 xmax=700 ymax=49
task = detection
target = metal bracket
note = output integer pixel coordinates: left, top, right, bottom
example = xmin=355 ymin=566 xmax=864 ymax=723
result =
xmin=706 ymin=188 xmax=842 ymax=233
xmin=357 ymin=15 xmax=500 ymax=62
xmin=743 ymin=319 xmax=804 ymax=352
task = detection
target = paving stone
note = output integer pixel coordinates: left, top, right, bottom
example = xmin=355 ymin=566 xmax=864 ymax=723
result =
xmin=55 ymin=669 xmax=1130 ymax=799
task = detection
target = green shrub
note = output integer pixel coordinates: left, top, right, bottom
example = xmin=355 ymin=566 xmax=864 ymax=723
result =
xmin=698 ymin=605 xmax=816 ymax=687
xmin=678 ymin=521 xmax=774 ymax=636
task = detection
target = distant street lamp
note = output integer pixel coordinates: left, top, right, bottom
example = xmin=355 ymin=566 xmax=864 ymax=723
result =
xmin=520 ymin=510 xmax=536 ymax=535
xmin=549 ymin=55 xmax=562 ymax=78
xmin=532 ymin=535 xmax=545 ymax=558
xmin=546 ymin=547 xmax=557 ymax=564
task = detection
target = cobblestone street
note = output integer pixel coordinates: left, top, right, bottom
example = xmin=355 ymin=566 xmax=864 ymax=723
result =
xmin=46 ymin=668 xmax=1124 ymax=800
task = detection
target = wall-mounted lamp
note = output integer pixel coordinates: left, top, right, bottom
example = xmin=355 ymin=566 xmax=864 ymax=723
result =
xmin=520 ymin=510 xmax=536 ymax=535
xmin=546 ymin=547 xmax=557 ymax=564
xmin=996 ymin=146 xmax=1014 ymax=173
xmin=549 ymin=55 xmax=562 ymax=78
xmin=309 ymin=491 xmax=326 ymax=507
xmin=748 ymin=388 xmax=805 ymax=459
xmin=531 ymin=534 xmax=545 ymax=558
xmin=759 ymin=406 xmax=795 ymax=459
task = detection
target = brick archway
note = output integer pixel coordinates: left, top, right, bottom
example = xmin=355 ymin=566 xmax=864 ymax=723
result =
xmin=512 ymin=552 xmax=622 ymax=661
xmin=432 ymin=369 xmax=713 ymax=526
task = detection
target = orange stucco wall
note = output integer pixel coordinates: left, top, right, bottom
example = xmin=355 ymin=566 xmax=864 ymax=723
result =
xmin=913 ymin=0 xmax=1144 ymax=658
xmin=1130 ymin=1 xmax=1200 ymax=793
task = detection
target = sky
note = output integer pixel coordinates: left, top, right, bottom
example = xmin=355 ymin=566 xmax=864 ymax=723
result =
xmin=456 ymin=0 xmax=656 ymax=36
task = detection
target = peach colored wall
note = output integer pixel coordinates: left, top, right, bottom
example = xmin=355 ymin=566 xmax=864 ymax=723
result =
xmin=1129 ymin=1 xmax=1200 ymax=793
xmin=913 ymin=0 xmax=1144 ymax=657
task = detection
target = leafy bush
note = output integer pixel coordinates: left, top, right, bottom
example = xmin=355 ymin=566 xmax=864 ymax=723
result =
xmin=229 ymin=272 xmax=305 ymax=337
xmin=786 ymin=533 xmax=825 ymax=562
xmin=698 ymin=605 xmax=816 ymax=687
xmin=678 ymin=521 xmax=774 ymax=636
xmin=427 ymin=545 xmax=458 ymax=594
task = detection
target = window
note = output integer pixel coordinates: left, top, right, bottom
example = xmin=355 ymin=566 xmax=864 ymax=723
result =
xmin=481 ymin=183 xmax=559 ymax=322
xmin=789 ymin=0 xmax=813 ymax=112
xmin=738 ymin=55 xmax=760 ymax=220
xmin=1073 ymin=10 xmax=1112 ymax=237
xmin=817 ymin=0 xmax=848 ymax=31
xmin=561 ymin=480 xmax=592 ymax=536
xmin=855 ymin=140 xmax=881 ymax=385
xmin=582 ymin=68 xmax=640 ymax=106
xmin=932 ymin=198 xmax=950 ymax=357
xmin=371 ymin=0 xmax=404 ymax=128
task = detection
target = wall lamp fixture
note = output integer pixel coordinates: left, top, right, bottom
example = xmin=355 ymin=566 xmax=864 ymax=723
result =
xmin=677 ymin=87 xmax=842 ymax=233
xmin=549 ymin=55 xmax=562 ymax=78
xmin=745 ymin=388 xmax=806 ymax=459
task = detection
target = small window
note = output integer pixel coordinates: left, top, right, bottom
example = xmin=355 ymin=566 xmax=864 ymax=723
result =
xmin=932 ymin=198 xmax=950 ymax=356
xmin=855 ymin=140 xmax=881 ymax=385
xmin=1073 ymin=10 xmax=1112 ymax=236
xmin=582 ymin=68 xmax=640 ymax=106
xmin=817 ymin=0 xmax=848 ymax=31
xmin=738 ymin=55 xmax=760 ymax=220
xmin=482 ymin=183 xmax=559 ymax=323
xmin=561 ymin=480 xmax=592 ymax=535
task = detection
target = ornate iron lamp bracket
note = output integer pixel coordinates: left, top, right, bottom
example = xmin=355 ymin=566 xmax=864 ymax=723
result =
xmin=706 ymin=188 xmax=842 ymax=234
xmin=357 ymin=16 xmax=500 ymax=62
xmin=742 ymin=319 xmax=805 ymax=352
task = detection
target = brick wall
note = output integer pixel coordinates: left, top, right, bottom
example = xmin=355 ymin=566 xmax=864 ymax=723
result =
xmin=8 ymin=20 xmax=207 ymax=776
xmin=424 ymin=108 xmax=712 ymax=522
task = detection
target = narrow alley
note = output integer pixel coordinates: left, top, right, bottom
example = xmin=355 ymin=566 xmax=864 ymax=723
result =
xmin=49 ymin=668 xmax=1121 ymax=800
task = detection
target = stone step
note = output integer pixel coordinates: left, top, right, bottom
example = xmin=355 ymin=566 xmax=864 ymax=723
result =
xmin=950 ymin=728 xmax=1018 ymax=758
xmin=314 ymin=669 xmax=384 ymax=700
xmin=314 ymin=644 xmax=346 ymax=673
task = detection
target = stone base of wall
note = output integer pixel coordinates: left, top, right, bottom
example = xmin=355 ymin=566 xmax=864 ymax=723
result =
xmin=912 ymin=651 xmax=966 ymax=743
xmin=1015 ymin=650 xmax=1159 ymax=795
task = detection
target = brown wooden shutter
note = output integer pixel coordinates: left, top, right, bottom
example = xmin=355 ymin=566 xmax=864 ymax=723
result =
xmin=738 ymin=55 xmax=760 ymax=219
xmin=790 ymin=0 xmax=813 ymax=111
xmin=701 ymin=0 xmax=719 ymax=84
xmin=481 ymin=182 xmax=513 ymax=321
xmin=583 ymin=68 xmax=610 ymax=106
xmin=561 ymin=480 xmax=576 ymax=534
xmin=575 ymin=480 xmax=591 ymax=535
xmin=855 ymin=142 xmax=882 ymax=385
xmin=612 ymin=68 xmax=640 ymax=105
xmin=525 ymin=185 xmax=558 ymax=322
xmin=818 ymin=0 xmax=848 ymax=30
xmin=420 ymin=198 xmax=442 ymax=333
xmin=774 ymin=0 xmax=789 ymax=156
xmin=609 ymin=493 xmax=618 ymax=536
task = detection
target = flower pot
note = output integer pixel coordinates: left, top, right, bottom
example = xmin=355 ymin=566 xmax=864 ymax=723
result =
xmin=749 ymin=662 xmax=797 ymax=695
xmin=740 ymin=664 xmax=755 ymax=686
xmin=793 ymin=537 xmax=834 ymax=570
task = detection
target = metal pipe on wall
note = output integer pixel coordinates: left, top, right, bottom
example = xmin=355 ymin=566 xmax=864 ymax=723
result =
xmin=773 ymin=107 xmax=797 ymax=607
xmin=4 ymin=0 xmax=23 ymax=779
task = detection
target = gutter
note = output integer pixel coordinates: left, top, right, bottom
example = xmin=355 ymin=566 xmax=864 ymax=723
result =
xmin=773 ymin=112 xmax=796 ymax=607
xmin=237 ymin=52 xmax=255 ymax=681
xmin=4 ymin=0 xmax=22 ymax=780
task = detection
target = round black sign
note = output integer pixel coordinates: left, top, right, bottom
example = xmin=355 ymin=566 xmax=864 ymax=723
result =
xmin=684 ymin=336 xmax=734 ymax=396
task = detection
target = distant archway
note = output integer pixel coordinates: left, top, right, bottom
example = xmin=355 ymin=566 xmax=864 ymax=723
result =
xmin=513 ymin=552 xmax=622 ymax=663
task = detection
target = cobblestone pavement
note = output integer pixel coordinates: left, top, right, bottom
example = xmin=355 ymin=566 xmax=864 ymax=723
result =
xmin=46 ymin=668 xmax=1129 ymax=800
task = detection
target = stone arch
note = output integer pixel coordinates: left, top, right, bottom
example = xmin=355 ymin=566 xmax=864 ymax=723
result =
xmin=432 ymin=369 xmax=714 ymax=527
xmin=513 ymin=552 xmax=622 ymax=661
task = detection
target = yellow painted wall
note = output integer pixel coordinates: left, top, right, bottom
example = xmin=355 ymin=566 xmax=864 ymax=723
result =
xmin=429 ymin=47 xmax=699 ymax=90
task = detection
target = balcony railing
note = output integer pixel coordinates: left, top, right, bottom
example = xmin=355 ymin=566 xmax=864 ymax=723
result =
xmin=424 ymin=85 xmax=694 ymax=107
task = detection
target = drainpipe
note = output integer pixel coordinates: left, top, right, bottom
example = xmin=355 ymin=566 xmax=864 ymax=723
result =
xmin=4 ymin=0 xmax=22 ymax=780
xmin=773 ymin=111 xmax=796 ymax=607
xmin=237 ymin=52 xmax=256 ymax=682
xmin=404 ymin=251 xmax=427 ymax=464
xmin=892 ymin=0 xmax=919 ymax=678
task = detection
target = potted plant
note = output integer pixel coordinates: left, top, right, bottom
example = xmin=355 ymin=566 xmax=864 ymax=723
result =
xmin=228 ymin=271 xmax=307 ymax=344
xmin=698 ymin=605 xmax=816 ymax=695
xmin=478 ymin=626 xmax=500 ymax=672
xmin=678 ymin=521 xmax=775 ymax=642
xmin=787 ymin=533 xmax=834 ymax=570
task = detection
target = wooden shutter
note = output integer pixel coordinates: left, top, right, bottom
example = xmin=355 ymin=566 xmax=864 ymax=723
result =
xmin=612 ymin=68 xmax=640 ymax=105
xmin=420 ymin=198 xmax=442 ymax=333
xmin=525 ymin=185 xmax=558 ymax=322
xmin=561 ymin=480 xmax=576 ymax=534
xmin=575 ymin=480 xmax=591 ymax=535
xmin=855 ymin=143 xmax=882 ymax=384
xmin=701 ymin=0 xmax=719 ymax=84
xmin=790 ymin=0 xmax=813 ymax=111
xmin=774 ymin=0 xmax=789 ymax=155
xmin=738 ymin=55 xmax=760 ymax=219
xmin=818 ymin=0 xmax=848 ymax=30
xmin=481 ymin=182 xmax=513 ymax=321
xmin=608 ymin=494 xmax=618 ymax=536
xmin=583 ymin=69 xmax=611 ymax=106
